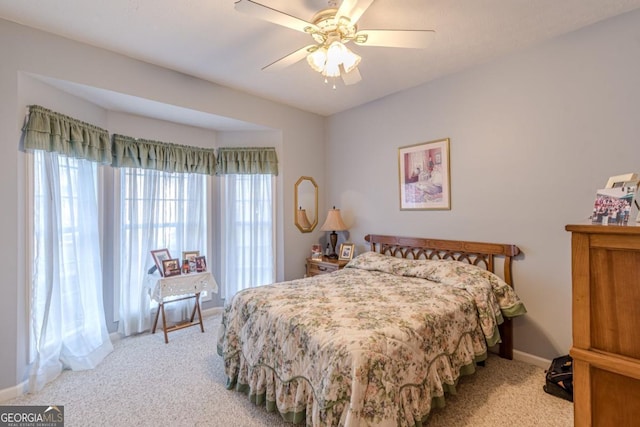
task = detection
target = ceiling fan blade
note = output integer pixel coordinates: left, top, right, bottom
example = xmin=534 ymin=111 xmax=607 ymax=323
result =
xmin=262 ymin=44 xmax=317 ymax=71
xmin=234 ymin=0 xmax=318 ymax=34
xmin=336 ymin=0 xmax=375 ymax=25
xmin=354 ymin=29 xmax=435 ymax=48
xmin=340 ymin=66 xmax=362 ymax=85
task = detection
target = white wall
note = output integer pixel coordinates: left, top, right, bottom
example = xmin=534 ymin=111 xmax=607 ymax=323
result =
xmin=326 ymin=9 xmax=640 ymax=359
xmin=0 ymin=18 xmax=325 ymax=396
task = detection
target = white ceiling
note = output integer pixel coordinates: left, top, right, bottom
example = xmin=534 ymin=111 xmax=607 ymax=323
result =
xmin=3 ymin=0 xmax=640 ymax=124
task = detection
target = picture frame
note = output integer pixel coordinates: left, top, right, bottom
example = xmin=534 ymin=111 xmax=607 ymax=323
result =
xmin=398 ymin=138 xmax=451 ymax=210
xmin=605 ymin=173 xmax=639 ymax=189
xmin=182 ymin=250 xmax=200 ymax=273
xmin=182 ymin=250 xmax=200 ymax=261
xmin=591 ymin=186 xmax=636 ymax=225
xmin=311 ymin=244 xmax=323 ymax=260
xmin=151 ymin=249 xmax=172 ymax=277
xmin=195 ymin=255 xmax=207 ymax=272
xmin=603 ymin=173 xmax=640 ymax=223
xmin=338 ymin=243 xmax=355 ymax=261
xmin=162 ymin=258 xmax=182 ymax=277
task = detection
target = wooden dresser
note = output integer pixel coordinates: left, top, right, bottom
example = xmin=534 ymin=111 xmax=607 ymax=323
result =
xmin=566 ymin=224 xmax=640 ymax=426
xmin=305 ymin=257 xmax=347 ymax=277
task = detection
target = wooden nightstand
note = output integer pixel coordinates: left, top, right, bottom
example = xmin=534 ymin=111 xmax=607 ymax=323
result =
xmin=306 ymin=257 xmax=348 ymax=277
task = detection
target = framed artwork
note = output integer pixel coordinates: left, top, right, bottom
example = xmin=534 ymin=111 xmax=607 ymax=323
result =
xmin=605 ymin=173 xmax=639 ymax=189
xmin=398 ymin=138 xmax=451 ymax=210
xmin=162 ymin=258 xmax=181 ymax=277
xmin=338 ymin=243 xmax=355 ymax=261
xmin=182 ymin=250 xmax=200 ymax=273
xmin=182 ymin=250 xmax=200 ymax=261
xmin=311 ymin=244 xmax=322 ymax=260
xmin=195 ymin=255 xmax=207 ymax=272
xmin=151 ymin=249 xmax=172 ymax=277
xmin=591 ymin=187 xmax=636 ymax=225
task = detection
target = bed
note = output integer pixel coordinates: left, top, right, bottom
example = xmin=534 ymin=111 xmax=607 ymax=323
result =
xmin=217 ymin=234 xmax=526 ymax=426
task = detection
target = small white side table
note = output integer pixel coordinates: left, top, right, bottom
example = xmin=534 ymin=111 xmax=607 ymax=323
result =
xmin=147 ymin=271 xmax=218 ymax=343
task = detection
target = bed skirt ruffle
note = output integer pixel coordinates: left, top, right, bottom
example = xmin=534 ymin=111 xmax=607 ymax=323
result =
xmin=220 ymin=335 xmax=487 ymax=427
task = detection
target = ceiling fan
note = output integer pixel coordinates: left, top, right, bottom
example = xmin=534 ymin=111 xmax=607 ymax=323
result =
xmin=234 ymin=0 xmax=435 ymax=87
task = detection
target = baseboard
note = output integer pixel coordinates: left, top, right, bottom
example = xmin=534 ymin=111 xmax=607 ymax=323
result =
xmin=513 ymin=349 xmax=552 ymax=369
xmin=0 ymin=380 xmax=28 ymax=403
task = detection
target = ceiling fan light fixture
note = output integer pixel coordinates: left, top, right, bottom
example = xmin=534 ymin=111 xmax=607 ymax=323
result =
xmin=323 ymin=59 xmax=341 ymax=78
xmin=341 ymin=47 xmax=361 ymax=73
xmin=307 ymin=47 xmax=328 ymax=72
xmin=327 ymin=40 xmax=346 ymax=63
xmin=307 ymin=40 xmax=360 ymax=79
xmin=235 ymin=0 xmax=435 ymax=87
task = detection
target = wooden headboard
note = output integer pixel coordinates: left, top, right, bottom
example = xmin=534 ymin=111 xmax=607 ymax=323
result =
xmin=364 ymin=234 xmax=521 ymax=360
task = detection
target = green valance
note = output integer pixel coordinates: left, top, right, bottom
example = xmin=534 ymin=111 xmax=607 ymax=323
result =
xmin=111 ymin=134 xmax=217 ymax=175
xmin=22 ymin=105 xmax=112 ymax=164
xmin=216 ymin=147 xmax=279 ymax=175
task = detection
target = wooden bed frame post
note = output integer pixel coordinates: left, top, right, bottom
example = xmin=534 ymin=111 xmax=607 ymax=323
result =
xmin=364 ymin=234 xmax=521 ymax=360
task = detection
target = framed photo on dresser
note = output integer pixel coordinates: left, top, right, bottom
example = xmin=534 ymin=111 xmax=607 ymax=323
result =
xmin=605 ymin=173 xmax=639 ymax=189
xmin=590 ymin=186 xmax=636 ymax=225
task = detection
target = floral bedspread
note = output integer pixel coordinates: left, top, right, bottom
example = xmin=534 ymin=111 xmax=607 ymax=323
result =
xmin=217 ymin=251 xmax=526 ymax=426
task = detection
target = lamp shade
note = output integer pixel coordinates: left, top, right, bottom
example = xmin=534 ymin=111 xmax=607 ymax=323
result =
xmin=320 ymin=207 xmax=348 ymax=231
xmin=307 ymin=47 xmax=327 ymax=73
xmin=297 ymin=207 xmax=312 ymax=229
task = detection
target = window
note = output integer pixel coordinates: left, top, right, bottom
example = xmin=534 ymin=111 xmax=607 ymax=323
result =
xmin=29 ymin=151 xmax=112 ymax=392
xmin=220 ymin=174 xmax=275 ymax=299
xmin=115 ymin=167 xmax=208 ymax=336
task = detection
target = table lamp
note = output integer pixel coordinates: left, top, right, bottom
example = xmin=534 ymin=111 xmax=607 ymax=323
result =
xmin=320 ymin=206 xmax=348 ymax=259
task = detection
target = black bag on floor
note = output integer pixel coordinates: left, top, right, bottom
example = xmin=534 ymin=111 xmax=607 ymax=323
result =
xmin=543 ymin=354 xmax=573 ymax=402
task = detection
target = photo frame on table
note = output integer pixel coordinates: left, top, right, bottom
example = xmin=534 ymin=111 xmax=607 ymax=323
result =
xmin=311 ymin=244 xmax=323 ymax=260
xmin=398 ymin=138 xmax=451 ymax=210
xmin=162 ymin=258 xmax=181 ymax=277
xmin=151 ymin=249 xmax=172 ymax=277
xmin=338 ymin=243 xmax=355 ymax=261
xmin=182 ymin=250 xmax=200 ymax=273
xmin=195 ymin=255 xmax=207 ymax=272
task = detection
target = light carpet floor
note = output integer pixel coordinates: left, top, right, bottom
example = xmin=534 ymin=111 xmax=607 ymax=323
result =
xmin=5 ymin=314 xmax=573 ymax=426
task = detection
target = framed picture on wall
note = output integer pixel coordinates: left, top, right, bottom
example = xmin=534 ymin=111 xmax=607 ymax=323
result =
xmin=398 ymin=138 xmax=451 ymax=210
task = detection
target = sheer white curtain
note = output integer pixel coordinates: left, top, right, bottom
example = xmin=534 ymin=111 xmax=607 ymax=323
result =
xmin=220 ymin=174 xmax=275 ymax=300
xmin=116 ymin=168 xmax=207 ymax=336
xmin=29 ymin=151 xmax=113 ymax=392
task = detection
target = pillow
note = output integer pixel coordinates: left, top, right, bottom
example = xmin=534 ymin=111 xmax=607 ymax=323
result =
xmin=346 ymin=251 xmax=526 ymax=318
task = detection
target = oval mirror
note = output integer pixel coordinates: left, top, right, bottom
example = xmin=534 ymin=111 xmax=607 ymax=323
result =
xmin=294 ymin=176 xmax=318 ymax=233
